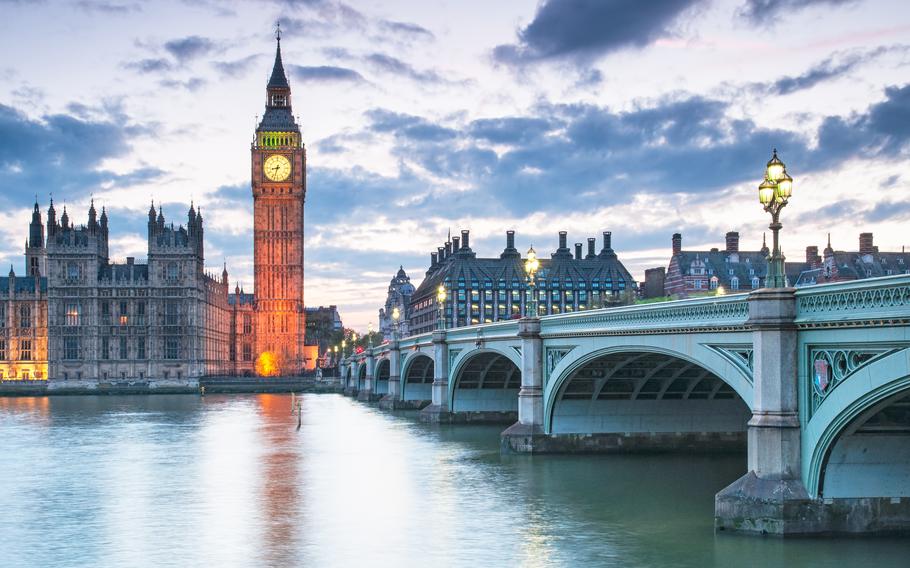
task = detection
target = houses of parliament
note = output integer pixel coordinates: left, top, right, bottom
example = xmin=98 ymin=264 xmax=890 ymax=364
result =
xmin=0 ymin=35 xmax=316 ymax=383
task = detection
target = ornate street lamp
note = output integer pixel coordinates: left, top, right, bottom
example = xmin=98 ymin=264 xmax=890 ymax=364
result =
xmin=436 ymin=284 xmax=447 ymax=330
xmin=341 ymin=339 xmax=347 ymax=357
xmin=524 ymin=245 xmax=540 ymax=318
xmin=391 ymin=306 xmax=400 ymax=340
xmin=368 ymin=322 xmax=374 ymax=347
xmin=758 ymin=149 xmax=794 ymax=288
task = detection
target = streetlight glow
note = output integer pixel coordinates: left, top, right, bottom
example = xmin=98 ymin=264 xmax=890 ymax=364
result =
xmin=436 ymin=284 xmax=447 ymax=330
xmin=525 ymin=245 xmax=540 ymax=318
xmin=757 ymin=148 xmax=794 ymax=288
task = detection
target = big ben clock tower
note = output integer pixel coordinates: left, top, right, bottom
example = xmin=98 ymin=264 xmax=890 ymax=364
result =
xmin=252 ymin=28 xmax=306 ymax=375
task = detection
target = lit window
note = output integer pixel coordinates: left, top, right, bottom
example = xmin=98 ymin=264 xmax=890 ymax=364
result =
xmin=65 ymin=302 xmax=81 ymax=326
xmin=20 ymin=339 xmax=32 ymax=360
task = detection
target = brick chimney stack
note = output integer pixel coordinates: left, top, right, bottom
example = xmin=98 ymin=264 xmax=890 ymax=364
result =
xmin=859 ymin=232 xmax=874 ymax=255
xmin=672 ymin=233 xmax=682 ymax=255
xmin=806 ymin=246 xmax=820 ymax=267
xmin=725 ymin=231 xmax=739 ymax=253
xmin=574 ymin=243 xmax=582 ymax=260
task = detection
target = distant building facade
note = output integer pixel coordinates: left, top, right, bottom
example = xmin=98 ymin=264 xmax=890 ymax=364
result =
xmin=796 ymin=232 xmax=910 ymax=286
xmin=379 ymin=266 xmax=414 ymax=341
xmin=663 ymin=231 xmax=910 ymax=297
xmin=407 ymin=230 xmax=636 ymax=336
xmin=305 ymin=305 xmax=343 ymax=357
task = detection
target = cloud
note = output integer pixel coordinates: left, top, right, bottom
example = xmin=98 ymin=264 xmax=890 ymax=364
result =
xmin=467 ymin=117 xmax=558 ymax=145
xmin=75 ymin=0 xmax=141 ymax=14
xmin=287 ymin=64 xmax=365 ymax=83
xmin=212 ymin=54 xmax=261 ymax=78
xmin=163 ymin=35 xmax=217 ymax=63
xmin=738 ymin=0 xmax=854 ymax=24
xmin=364 ymin=53 xmax=445 ymax=84
xmin=759 ymin=46 xmax=908 ymax=96
xmin=159 ymin=78 xmax=206 ymax=91
xmin=493 ymin=0 xmax=702 ymax=66
xmin=0 ymin=102 xmax=162 ymax=209
xmin=124 ymin=58 xmax=173 ymax=74
xmin=366 ymin=109 xmax=458 ymax=142
xmin=379 ymin=19 xmax=434 ymax=40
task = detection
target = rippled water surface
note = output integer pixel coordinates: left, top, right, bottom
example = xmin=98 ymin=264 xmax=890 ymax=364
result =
xmin=1 ymin=394 xmax=908 ymax=567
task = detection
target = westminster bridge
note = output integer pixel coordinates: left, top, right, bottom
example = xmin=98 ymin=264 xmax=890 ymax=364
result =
xmin=340 ymin=276 xmax=910 ymax=536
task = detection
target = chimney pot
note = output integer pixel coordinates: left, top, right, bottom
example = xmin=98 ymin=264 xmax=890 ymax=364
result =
xmin=445 ymin=241 xmax=452 ymax=256
xmin=725 ymin=231 xmax=740 ymax=253
xmin=559 ymin=231 xmax=568 ymax=250
xmin=672 ymin=233 xmax=682 ymax=255
xmin=431 ymin=252 xmax=438 ymax=267
xmin=461 ymin=230 xmax=470 ymax=250
xmin=506 ymin=230 xmax=515 ymax=250
xmin=127 ymin=257 xmax=135 ymax=265
xmin=452 ymin=236 xmax=460 ymax=251
xmin=587 ymin=238 xmax=596 ymax=258
xmin=438 ymin=246 xmax=445 ymax=261
xmin=603 ymin=231 xmax=612 ymax=251
xmin=574 ymin=243 xmax=582 ymax=260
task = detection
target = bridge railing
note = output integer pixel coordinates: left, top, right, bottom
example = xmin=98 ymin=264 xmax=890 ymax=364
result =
xmin=795 ymin=273 xmax=910 ymax=326
xmin=538 ymin=292 xmax=751 ymax=336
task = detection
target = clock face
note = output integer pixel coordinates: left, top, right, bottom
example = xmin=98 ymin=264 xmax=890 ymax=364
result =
xmin=263 ymin=154 xmax=291 ymax=182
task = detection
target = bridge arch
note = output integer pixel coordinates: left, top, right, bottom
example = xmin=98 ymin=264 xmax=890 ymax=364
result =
xmin=805 ymin=348 xmax=910 ymax=497
xmin=401 ymin=353 xmax=434 ymax=402
xmin=544 ymin=345 xmax=752 ymax=444
xmin=449 ymin=348 xmax=521 ymax=415
xmin=374 ymin=357 xmax=390 ymax=396
xmin=357 ymin=361 xmax=367 ymax=391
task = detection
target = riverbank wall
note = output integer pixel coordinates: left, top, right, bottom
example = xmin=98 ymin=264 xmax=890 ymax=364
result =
xmin=0 ymin=377 xmax=344 ymax=396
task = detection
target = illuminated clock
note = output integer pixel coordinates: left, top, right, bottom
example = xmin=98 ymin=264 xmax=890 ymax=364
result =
xmin=263 ymin=154 xmax=291 ymax=182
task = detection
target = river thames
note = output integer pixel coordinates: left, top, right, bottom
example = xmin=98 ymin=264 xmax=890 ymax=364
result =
xmin=1 ymin=393 xmax=907 ymax=567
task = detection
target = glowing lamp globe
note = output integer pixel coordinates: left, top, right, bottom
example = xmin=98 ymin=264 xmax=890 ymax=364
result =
xmin=766 ymin=150 xmax=785 ymax=181
xmin=758 ymin=178 xmax=776 ymax=205
xmin=777 ymin=171 xmax=793 ymax=199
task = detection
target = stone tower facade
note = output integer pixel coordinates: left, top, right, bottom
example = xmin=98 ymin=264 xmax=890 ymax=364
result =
xmin=251 ymin=35 xmax=307 ymax=375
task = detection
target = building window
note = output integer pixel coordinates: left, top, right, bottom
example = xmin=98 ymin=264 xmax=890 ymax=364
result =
xmin=19 ymin=305 xmax=31 ymax=328
xmin=101 ymin=301 xmax=110 ymax=325
xmin=119 ymin=337 xmax=128 ymax=359
xmin=0 ymin=304 xmax=5 ymax=327
xmin=20 ymin=339 xmax=31 ymax=360
xmin=242 ymin=343 xmax=252 ymax=361
xmin=730 ymin=276 xmax=740 ymax=291
xmin=242 ymin=314 xmax=252 ymax=334
xmin=67 ymin=262 xmax=79 ymax=280
xmin=710 ymin=277 xmax=718 ymax=290
xmin=136 ymin=302 xmax=146 ymax=325
xmin=229 ymin=344 xmax=237 ymax=362
xmin=137 ymin=337 xmax=146 ymax=360
xmin=65 ymin=302 xmax=81 ymax=326
xmin=751 ymin=276 xmax=760 ymax=288
xmin=119 ymin=301 xmax=128 ymax=325
xmin=64 ymin=337 xmax=79 ymax=360
xmin=0 ymin=340 xmax=5 ymax=359
xmin=166 ymin=262 xmax=178 ymax=280
xmin=101 ymin=337 xmax=110 ymax=360
xmin=165 ymin=302 xmax=178 ymax=325
xmin=165 ymin=337 xmax=179 ymax=359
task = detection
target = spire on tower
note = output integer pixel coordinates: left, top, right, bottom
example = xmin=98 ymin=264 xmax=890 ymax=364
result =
xmin=267 ymin=25 xmax=290 ymax=90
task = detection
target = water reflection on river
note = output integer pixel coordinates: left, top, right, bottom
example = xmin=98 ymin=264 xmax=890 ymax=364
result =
xmin=0 ymin=394 xmax=907 ymax=567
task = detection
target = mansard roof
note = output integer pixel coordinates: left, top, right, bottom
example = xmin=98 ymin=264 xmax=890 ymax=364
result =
xmin=0 ymin=275 xmax=47 ymax=293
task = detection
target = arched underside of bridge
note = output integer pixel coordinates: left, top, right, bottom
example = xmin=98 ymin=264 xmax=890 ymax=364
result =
xmin=374 ymin=359 xmax=390 ymax=396
xmin=548 ymin=351 xmax=749 ymax=452
xmin=451 ymin=352 xmax=520 ymax=423
xmin=357 ymin=363 xmax=366 ymax=391
xmin=821 ymin=389 xmax=910 ymax=498
xmin=402 ymin=355 xmax=433 ymax=402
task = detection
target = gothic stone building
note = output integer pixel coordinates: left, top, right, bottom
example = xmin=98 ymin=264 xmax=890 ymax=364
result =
xmin=378 ymin=266 xmax=415 ymax=341
xmin=407 ymin=230 xmax=636 ymax=336
xmin=1 ymin=35 xmax=316 ymax=382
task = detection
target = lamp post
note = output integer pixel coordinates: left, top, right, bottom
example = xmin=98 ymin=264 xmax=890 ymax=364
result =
xmin=436 ymin=284 xmax=447 ymax=330
xmin=524 ymin=245 xmax=540 ymax=318
xmin=758 ymin=149 xmax=794 ymax=288
xmin=391 ymin=306 xmax=400 ymax=341
xmin=368 ymin=322 xmax=374 ymax=348
xmin=341 ymin=339 xmax=347 ymax=357
xmin=333 ymin=345 xmax=339 ymax=376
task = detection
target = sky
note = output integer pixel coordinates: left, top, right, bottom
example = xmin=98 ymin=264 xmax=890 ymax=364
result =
xmin=0 ymin=0 xmax=909 ymax=330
